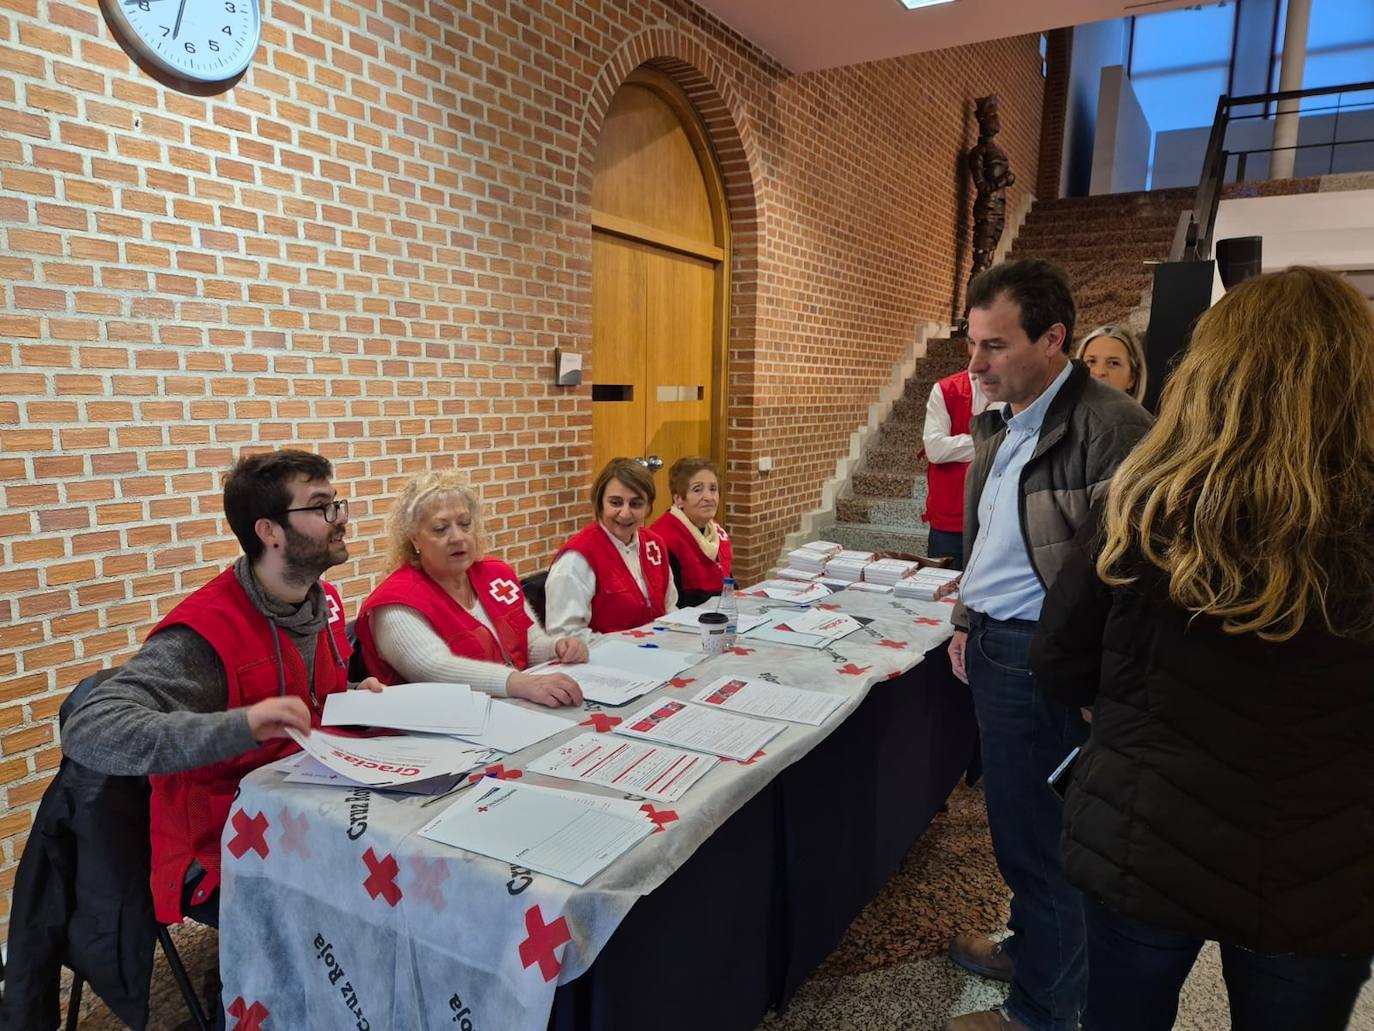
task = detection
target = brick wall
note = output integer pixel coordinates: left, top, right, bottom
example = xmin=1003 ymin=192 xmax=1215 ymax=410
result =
xmin=0 ymin=0 xmax=1042 ymax=925
xmin=1037 ymin=27 xmax=1071 ymax=200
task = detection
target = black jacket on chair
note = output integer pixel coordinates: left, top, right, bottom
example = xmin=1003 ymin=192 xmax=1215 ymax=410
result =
xmin=1 ymin=674 xmax=159 ymax=1031
xmin=1030 ymin=513 xmax=1374 ymax=957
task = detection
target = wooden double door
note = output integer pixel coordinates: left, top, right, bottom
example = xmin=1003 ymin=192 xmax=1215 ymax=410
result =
xmin=590 ymin=69 xmax=729 ymax=520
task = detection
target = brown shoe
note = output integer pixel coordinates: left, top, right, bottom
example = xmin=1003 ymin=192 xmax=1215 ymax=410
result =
xmin=947 ymin=933 xmax=1013 ymax=982
xmin=942 ymin=1006 xmax=1031 ymax=1031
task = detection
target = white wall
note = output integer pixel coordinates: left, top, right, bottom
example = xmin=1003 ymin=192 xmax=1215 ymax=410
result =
xmin=1210 ymin=189 xmax=1374 ymax=302
xmin=1090 ymin=65 xmax=1151 ymax=195
xmin=1061 ymin=18 xmax=1130 ymax=197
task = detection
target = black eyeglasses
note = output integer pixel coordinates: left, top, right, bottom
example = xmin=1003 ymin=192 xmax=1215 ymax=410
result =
xmin=280 ymin=498 xmax=348 ymax=523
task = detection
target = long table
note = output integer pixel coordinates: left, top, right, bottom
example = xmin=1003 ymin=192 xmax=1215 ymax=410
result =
xmin=219 ymin=590 xmax=974 ymax=1031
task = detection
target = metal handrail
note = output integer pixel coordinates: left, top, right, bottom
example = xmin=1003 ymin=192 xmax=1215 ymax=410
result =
xmin=1170 ymin=78 xmax=1374 ymax=263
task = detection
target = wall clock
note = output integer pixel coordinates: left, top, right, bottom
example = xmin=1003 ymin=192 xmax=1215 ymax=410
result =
xmin=101 ymin=0 xmax=261 ymax=84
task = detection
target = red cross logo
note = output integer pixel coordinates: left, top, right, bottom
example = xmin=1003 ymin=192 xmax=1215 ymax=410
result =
xmin=838 ymin=663 xmax=871 ymax=676
xmin=227 ymin=997 xmax=269 ymax=1031
xmin=644 ymin=539 xmax=662 ymax=566
xmin=327 ymin=593 xmax=342 ymax=626
xmin=639 ymin=803 xmax=679 ymax=832
xmin=879 ymin=639 xmax=908 ymax=648
xmin=226 ymin=809 xmax=270 ymax=860
xmin=489 ymin=577 xmax=520 ymax=606
xmin=816 ymin=603 xmax=842 ymax=610
xmin=278 ymin=807 xmax=309 ymax=858
xmin=362 ymin=847 xmax=402 ymax=906
xmin=468 ymin=763 xmax=523 ymax=784
xmin=580 ymin=713 xmax=622 ymax=732
xmin=722 ymin=749 xmax=765 ymax=765
xmin=518 ymin=904 xmax=572 ymax=982
xmin=666 ymin=676 xmax=696 ymax=689
xmin=914 ymin=617 xmax=943 ymax=626
xmin=940 ymin=596 xmax=957 ymax=604
xmin=723 ymin=646 xmax=753 ymax=656
xmin=717 ymin=526 xmax=729 ymax=540
xmin=887 ymin=670 xmax=903 ymax=680
xmin=621 ymin=629 xmax=654 ymax=638
xmin=408 ymin=855 xmax=449 ymax=911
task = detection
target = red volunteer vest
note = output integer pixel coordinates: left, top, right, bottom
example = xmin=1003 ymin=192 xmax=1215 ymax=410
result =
xmin=555 ymin=523 xmax=670 ymax=633
xmin=922 ymin=371 xmax=975 ymax=533
xmin=355 ymin=559 xmax=534 ymax=685
xmin=650 ymin=511 xmax=733 ymax=596
xmin=147 ymin=568 xmax=350 ymax=923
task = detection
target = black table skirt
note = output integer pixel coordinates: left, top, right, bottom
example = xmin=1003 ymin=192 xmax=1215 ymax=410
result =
xmin=550 ymin=651 xmax=978 ymax=1031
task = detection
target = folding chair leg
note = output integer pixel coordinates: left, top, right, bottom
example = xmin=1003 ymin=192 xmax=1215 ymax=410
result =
xmin=65 ymin=973 xmax=84 ymax=1031
xmin=158 ymin=926 xmax=213 ymax=1031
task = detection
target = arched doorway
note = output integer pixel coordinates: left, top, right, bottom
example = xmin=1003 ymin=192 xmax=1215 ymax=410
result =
xmin=590 ymin=67 xmax=730 ymax=520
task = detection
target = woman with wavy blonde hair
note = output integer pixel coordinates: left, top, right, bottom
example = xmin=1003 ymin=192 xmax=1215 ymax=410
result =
xmin=1032 ymin=267 xmax=1374 ymax=1031
xmin=355 ymin=469 xmax=588 ymax=707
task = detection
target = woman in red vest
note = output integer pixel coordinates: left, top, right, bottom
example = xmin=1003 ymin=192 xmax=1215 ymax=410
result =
xmin=356 ymin=471 xmax=587 ymax=707
xmin=649 ymin=456 xmax=732 ymax=607
xmin=546 ymin=457 xmax=678 ymax=637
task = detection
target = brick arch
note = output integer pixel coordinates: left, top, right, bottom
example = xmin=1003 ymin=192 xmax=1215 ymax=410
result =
xmin=578 ymin=28 xmax=763 ymax=405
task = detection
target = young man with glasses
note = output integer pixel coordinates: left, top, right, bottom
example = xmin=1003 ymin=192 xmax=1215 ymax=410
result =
xmin=62 ymin=449 xmax=380 ymax=930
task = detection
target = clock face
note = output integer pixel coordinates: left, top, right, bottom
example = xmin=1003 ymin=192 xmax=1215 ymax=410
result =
xmin=103 ymin=0 xmax=261 ymax=84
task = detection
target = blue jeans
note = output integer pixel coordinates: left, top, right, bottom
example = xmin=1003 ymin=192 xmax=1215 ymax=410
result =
xmin=1083 ymin=899 xmax=1374 ymax=1031
xmin=966 ymin=610 xmax=1089 ymax=1031
xmin=926 ymin=528 xmax=964 ymax=569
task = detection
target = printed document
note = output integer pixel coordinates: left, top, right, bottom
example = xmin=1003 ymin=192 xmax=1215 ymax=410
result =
xmin=321 ymin=681 xmax=490 ymax=736
xmin=285 ymin=728 xmax=492 ymax=788
xmin=690 ymin=675 xmax=846 ymax=726
xmin=743 ymin=579 xmax=832 ymax=604
xmin=527 ymin=732 xmax=717 ymax=802
xmin=449 ymin=699 xmax=575 ymax=754
xmin=613 ymin=698 xmax=783 ymax=761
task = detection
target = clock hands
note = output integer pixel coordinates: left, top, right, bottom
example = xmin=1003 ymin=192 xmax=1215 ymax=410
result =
xmin=171 ymin=0 xmax=188 ymax=38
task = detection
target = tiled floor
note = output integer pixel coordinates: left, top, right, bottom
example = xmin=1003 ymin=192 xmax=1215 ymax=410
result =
xmin=61 ymin=784 xmax=1374 ymax=1030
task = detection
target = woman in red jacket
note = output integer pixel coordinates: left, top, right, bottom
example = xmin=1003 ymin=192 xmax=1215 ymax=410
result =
xmin=356 ymin=471 xmax=586 ymax=707
xmin=546 ymin=457 xmax=678 ymax=637
xmin=649 ymin=456 xmax=732 ymax=608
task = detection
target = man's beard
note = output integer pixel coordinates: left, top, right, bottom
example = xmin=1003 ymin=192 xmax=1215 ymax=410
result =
xmin=281 ymin=523 xmax=344 ymax=586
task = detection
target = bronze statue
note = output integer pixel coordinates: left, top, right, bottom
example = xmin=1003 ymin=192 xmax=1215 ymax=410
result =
xmin=959 ymin=95 xmax=1015 ymax=332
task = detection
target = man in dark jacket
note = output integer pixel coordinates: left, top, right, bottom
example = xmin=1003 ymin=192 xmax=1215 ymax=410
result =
xmin=942 ymin=260 xmax=1153 ymax=1031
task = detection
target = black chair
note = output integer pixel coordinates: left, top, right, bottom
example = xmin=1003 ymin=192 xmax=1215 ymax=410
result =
xmin=1 ymin=669 xmax=213 ymax=1031
xmin=521 ymin=571 xmax=549 ymax=625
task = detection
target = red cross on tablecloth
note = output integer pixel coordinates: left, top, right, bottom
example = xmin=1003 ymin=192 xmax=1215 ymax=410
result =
xmin=722 ymin=749 xmax=765 ymax=765
xmin=518 ymin=904 xmax=572 ymax=982
xmin=914 ymin=616 xmax=944 ymax=626
xmin=362 ymin=847 xmax=402 ymax=906
xmin=408 ymin=855 xmax=449 ymax=911
xmin=878 ymin=639 xmax=907 ymax=648
xmin=278 ymin=808 xmax=309 ymax=859
xmin=226 ymin=809 xmax=270 ymax=860
xmin=666 ymin=676 xmax=696 ymax=689
xmin=887 ymin=670 xmax=903 ymax=680
xmin=816 ymin=603 xmax=842 ymax=610
xmin=227 ymin=996 xmax=269 ymax=1031
xmin=579 ymin=713 xmax=622 ymax=732
xmin=621 ymin=629 xmax=654 ymax=638
xmin=723 ymin=646 xmax=753 ymax=656
xmin=939 ymin=596 xmax=957 ymax=604
xmin=639 ymin=803 xmax=679 ymax=832
xmin=837 ymin=663 xmax=871 ymax=676
xmin=468 ymin=763 xmax=523 ymax=784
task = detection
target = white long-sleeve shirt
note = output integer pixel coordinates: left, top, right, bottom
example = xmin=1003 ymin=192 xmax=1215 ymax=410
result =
xmin=922 ymin=372 xmax=996 ymax=464
xmin=545 ymin=525 xmax=679 ymax=642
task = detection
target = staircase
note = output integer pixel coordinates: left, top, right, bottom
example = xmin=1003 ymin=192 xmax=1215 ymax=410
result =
xmin=824 ymin=187 xmax=1193 ymax=554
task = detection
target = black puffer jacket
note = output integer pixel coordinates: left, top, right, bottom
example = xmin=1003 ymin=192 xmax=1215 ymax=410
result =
xmin=1031 ymin=515 xmax=1374 ymax=956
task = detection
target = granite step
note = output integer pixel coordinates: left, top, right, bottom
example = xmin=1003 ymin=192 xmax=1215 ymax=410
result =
xmin=863 ymin=442 xmax=927 ymax=474
xmin=1011 ymin=224 xmax=1177 ymax=250
xmin=1008 ymin=240 xmax=1169 ymax=265
xmin=825 ymin=522 xmax=932 ymax=556
xmin=1028 ymin=187 xmax=1194 ymax=214
xmin=852 ymin=469 xmax=919 ymax=498
xmin=836 ymin=493 xmax=928 ymax=529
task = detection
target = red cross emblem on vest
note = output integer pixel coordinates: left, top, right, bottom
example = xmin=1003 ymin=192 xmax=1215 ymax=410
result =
xmin=717 ymin=525 xmax=729 ymax=540
xmin=489 ymin=577 xmax=520 ymax=606
xmin=644 ymin=539 xmax=662 ymax=566
xmin=327 ymin=593 xmax=342 ymax=626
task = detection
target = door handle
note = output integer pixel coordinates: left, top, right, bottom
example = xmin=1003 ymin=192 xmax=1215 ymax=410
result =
xmin=635 ymin=455 xmax=664 ymax=472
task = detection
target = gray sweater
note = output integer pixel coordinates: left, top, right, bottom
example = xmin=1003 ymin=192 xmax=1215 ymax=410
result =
xmin=61 ymin=558 xmax=330 ymax=777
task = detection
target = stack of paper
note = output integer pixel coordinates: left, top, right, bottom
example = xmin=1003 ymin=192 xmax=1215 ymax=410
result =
xmin=284 ymin=727 xmax=494 ymax=791
xmin=614 ymin=697 xmax=784 ymax=761
xmin=746 ymin=608 xmax=864 ymax=649
xmin=526 ymin=733 xmax=717 ymax=802
xmin=655 ymin=606 xmax=770 ymax=636
xmin=529 ymin=639 xmax=705 ymax=706
xmin=846 ymin=581 xmax=893 ymax=593
xmin=418 ymin=780 xmax=656 ymax=885
xmin=894 ymin=567 xmax=962 ymax=601
xmin=785 ymin=545 xmax=831 ymax=574
xmin=323 ymin=682 xmax=490 ymax=737
xmin=744 ymin=578 xmax=832 ymax=604
xmin=864 ymin=558 xmax=922 ymax=585
xmin=776 ymin=567 xmax=821 ymax=582
xmin=691 ymin=675 xmax=845 ymax=726
xmin=824 ymin=557 xmax=871 ymax=583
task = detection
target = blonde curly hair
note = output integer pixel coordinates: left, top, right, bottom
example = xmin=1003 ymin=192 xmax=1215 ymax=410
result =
xmin=386 ymin=470 xmax=484 ymax=571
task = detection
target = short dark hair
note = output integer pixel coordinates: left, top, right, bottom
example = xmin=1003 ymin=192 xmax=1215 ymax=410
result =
xmin=967 ymin=259 xmax=1076 ymax=350
xmin=668 ymin=456 xmax=720 ymax=499
xmin=223 ymin=449 xmax=333 ymax=561
xmin=591 ymin=457 xmax=656 ymax=514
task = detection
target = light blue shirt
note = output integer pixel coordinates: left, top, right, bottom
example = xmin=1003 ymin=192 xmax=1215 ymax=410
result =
xmin=960 ymin=361 xmax=1074 ymax=622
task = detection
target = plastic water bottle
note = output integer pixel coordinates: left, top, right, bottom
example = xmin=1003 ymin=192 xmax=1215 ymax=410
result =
xmin=719 ymin=578 xmax=738 ymax=648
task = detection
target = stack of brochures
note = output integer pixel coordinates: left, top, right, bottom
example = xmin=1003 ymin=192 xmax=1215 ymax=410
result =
xmin=786 ymin=541 xmax=839 ymax=574
xmin=776 ymin=566 xmax=821 ymax=581
xmin=893 ymin=567 xmax=961 ymax=601
xmin=863 ymin=558 xmax=922 ymax=585
xmin=824 ymin=550 xmax=874 ymax=582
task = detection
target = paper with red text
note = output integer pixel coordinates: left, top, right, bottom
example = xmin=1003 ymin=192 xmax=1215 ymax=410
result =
xmin=526 ymin=732 xmax=717 ymax=802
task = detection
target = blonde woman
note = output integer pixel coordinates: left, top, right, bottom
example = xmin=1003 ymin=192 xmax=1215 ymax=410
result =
xmin=355 ymin=471 xmax=586 ymax=707
xmin=1032 ymin=268 xmax=1374 ymax=1031
xmin=1075 ymin=324 xmax=1147 ymax=402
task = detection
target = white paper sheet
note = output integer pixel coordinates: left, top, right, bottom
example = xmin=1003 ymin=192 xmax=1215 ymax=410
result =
xmin=321 ymin=682 xmax=490 ymax=736
xmin=612 ymin=697 xmax=784 ymax=761
xmin=744 ymin=609 xmax=863 ymax=649
xmin=653 ymin=605 xmax=770 ymax=636
xmin=742 ymin=579 xmax=832 ymax=604
xmin=449 ymin=699 xmax=576 ymax=754
xmin=526 ymin=732 xmax=717 ymax=802
xmin=587 ymin=639 xmax=704 ymax=680
xmin=417 ymin=779 xmax=654 ymax=885
xmin=532 ymin=663 xmax=662 ymax=706
xmin=690 ymin=675 xmax=846 ymax=726
xmin=284 ymin=728 xmax=492 ymax=787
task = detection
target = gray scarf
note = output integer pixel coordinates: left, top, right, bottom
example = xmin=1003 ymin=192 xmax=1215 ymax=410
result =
xmin=234 ymin=556 xmax=331 ymax=690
